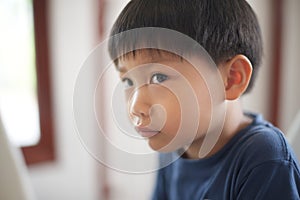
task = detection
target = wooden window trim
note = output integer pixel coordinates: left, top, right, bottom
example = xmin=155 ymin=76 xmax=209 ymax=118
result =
xmin=21 ymin=0 xmax=55 ymax=165
xmin=270 ymin=0 xmax=283 ymax=127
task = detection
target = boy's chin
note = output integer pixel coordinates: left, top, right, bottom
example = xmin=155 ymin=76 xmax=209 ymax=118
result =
xmin=148 ymin=139 xmax=184 ymax=153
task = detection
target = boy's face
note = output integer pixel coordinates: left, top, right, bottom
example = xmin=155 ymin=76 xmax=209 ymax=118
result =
xmin=117 ymin=50 xmax=214 ymax=153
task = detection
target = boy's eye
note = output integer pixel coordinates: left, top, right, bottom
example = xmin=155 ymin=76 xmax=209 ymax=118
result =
xmin=122 ymin=78 xmax=134 ymax=88
xmin=150 ymin=73 xmax=168 ymax=84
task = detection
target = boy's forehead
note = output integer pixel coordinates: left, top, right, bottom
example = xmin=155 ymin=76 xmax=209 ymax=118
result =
xmin=117 ymin=50 xmax=182 ymax=70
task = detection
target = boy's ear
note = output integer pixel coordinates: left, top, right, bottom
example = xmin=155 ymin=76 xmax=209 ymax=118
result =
xmin=219 ymin=55 xmax=253 ymax=100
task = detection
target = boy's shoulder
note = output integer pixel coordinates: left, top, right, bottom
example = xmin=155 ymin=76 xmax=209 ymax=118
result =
xmin=161 ymin=113 xmax=297 ymax=168
xmin=231 ymin=113 xmax=298 ymax=170
xmin=154 ymin=114 xmax=300 ymax=199
xmin=159 ymin=113 xmax=299 ymax=170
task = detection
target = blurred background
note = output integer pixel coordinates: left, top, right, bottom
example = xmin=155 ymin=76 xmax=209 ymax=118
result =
xmin=0 ymin=0 xmax=299 ymax=199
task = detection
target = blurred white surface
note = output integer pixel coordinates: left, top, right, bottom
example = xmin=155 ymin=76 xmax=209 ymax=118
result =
xmin=287 ymin=110 xmax=300 ymax=160
xmin=0 ymin=114 xmax=35 ymax=200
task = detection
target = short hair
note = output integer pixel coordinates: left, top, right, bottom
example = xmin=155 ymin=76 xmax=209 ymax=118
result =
xmin=108 ymin=0 xmax=263 ymax=93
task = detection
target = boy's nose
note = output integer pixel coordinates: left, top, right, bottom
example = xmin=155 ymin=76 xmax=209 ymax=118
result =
xmin=129 ymin=87 xmax=151 ymax=126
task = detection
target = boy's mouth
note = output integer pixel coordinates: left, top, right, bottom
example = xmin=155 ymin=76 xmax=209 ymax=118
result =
xmin=135 ymin=127 xmax=160 ymax=138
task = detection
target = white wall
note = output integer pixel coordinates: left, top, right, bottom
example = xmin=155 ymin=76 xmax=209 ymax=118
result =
xmin=280 ymin=0 xmax=300 ymax=159
xmin=242 ymin=0 xmax=272 ymax=119
xmin=28 ymin=0 xmax=103 ymax=199
xmin=244 ymin=0 xmax=300 ymax=134
xmin=279 ymin=0 xmax=300 ymax=132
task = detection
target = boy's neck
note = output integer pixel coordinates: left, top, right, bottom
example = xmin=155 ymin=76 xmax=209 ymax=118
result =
xmin=184 ymin=99 xmax=253 ymax=160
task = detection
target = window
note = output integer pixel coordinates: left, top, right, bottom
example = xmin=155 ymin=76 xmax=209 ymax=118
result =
xmin=0 ymin=0 xmax=55 ymax=165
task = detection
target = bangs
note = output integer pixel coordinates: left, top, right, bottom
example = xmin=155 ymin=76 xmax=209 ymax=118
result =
xmin=108 ymin=0 xmax=197 ymax=65
xmin=117 ymin=48 xmax=184 ymax=66
xmin=108 ymin=28 xmax=194 ymax=65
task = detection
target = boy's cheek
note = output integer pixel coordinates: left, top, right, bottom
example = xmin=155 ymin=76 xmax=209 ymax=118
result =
xmin=125 ymin=85 xmax=180 ymax=126
xmin=147 ymin=93 xmax=212 ymax=152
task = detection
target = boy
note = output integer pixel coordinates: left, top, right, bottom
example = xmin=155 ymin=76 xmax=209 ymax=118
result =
xmin=108 ymin=0 xmax=300 ymax=199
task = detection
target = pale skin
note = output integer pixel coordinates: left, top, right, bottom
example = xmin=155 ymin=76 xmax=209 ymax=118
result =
xmin=117 ymin=50 xmax=253 ymax=159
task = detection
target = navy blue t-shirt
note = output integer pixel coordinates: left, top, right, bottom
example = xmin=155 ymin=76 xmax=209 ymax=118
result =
xmin=152 ymin=113 xmax=300 ymax=200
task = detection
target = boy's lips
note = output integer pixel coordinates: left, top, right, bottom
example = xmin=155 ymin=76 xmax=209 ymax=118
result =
xmin=135 ymin=127 xmax=160 ymax=138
